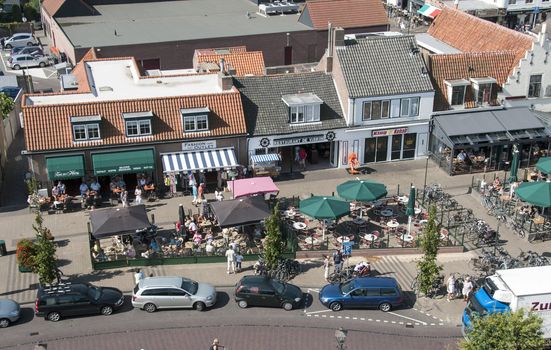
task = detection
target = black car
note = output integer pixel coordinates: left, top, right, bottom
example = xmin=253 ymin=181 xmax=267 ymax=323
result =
xmin=0 ymin=86 xmax=21 ymax=99
xmin=234 ymin=276 xmax=304 ymax=311
xmin=35 ymin=282 xmax=124 ymax=322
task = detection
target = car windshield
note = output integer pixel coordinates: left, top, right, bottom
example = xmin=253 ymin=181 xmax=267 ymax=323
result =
xmin=87 ymin=285 xmax=102 ymax=300
xmin=340 ymin=280 xmax=355 ymax=294
xmin=467 ymin=296 xmax=487 ymax=317
xmin=181 ymin=280 xmax=199 ymax=295
xmin=270 ymin=279 xmax=286 ymax=294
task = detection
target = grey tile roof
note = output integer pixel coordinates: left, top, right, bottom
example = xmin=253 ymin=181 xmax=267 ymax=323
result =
xmin=336 ymin=35 xmax=434 ymax=98
xmin=234 ymin=72 xmax=347 ymax=137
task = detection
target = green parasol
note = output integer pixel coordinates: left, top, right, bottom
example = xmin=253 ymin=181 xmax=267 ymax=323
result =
xmin=516 ymin=181 xmax=551 ymax=208
xmin=336 ymin=180 xmax=388 ymax=202
xmin=536 ymin=157 xmax=551 ymax=175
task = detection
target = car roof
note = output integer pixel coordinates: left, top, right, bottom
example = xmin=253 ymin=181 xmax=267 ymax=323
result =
xmin=354 ymin=277 xmax=399 ymax=288
xmin=37 ymin=282 xmax=90 ymax=297
xmin=238 ymin=275 xmax=275 ymax=287
xmin=139 ymin=276 xmax=185 ymax=289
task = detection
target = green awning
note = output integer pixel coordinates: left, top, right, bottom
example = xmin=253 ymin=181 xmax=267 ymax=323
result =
xmin=92 ymin=149 xmax=155 ymax=176
xmin=46 ymin=155 xmax=85 ymax=180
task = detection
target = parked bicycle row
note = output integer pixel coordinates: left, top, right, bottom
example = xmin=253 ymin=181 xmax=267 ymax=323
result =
xmin=469 ymin=246 xmax=550 ymax=277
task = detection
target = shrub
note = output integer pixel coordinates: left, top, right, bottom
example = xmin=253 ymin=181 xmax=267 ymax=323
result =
xmin=16 ymin=239 xmax=34 ymax=268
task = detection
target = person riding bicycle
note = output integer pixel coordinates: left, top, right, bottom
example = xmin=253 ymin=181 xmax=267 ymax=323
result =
xmin=353 ymin=261 xmax=371 ymax=277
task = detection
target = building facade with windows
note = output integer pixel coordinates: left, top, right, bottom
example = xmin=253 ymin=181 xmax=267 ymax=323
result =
xmin=22 ymin=57 xmax=248 ymax=194
xmin=324 ymin=31 xmax=435 ymax=166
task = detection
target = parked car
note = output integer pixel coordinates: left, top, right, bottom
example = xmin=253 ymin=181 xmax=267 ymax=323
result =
xmin=8 ymin=54 xmax=50 ymax=70
xmin=319 ymin=277 xmax=404 ymax=312
xmin=0 ymin=299 xmax=21 ymax=328
xmin=35 ymin=282 xmax=125 ymax=322
xmin=4 ymin=33 xmax=38 ymax=49
xmin=0 ymin=86 xmax=22 ymax=99
xmin=10 ymin=46 xmax=44 ymax=57
xmin=234 ymin=275 xmax=304 ymax=311
xmin=132 ymin=276 xmax=217 ymax=312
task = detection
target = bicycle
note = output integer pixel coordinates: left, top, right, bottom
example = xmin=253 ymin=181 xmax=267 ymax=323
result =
xmin=411 ymin=274 xmax=443 ymax=298
xmin=327 ymin=267 xmax=354 ymax=284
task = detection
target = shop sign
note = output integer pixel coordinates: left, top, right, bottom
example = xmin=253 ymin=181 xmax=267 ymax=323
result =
xmin=371 ymin=128 xmax=408 ymax=137
xmin=273 ymin=134 xmax=325 ymax=146
xmin=54 ymin=170 xmax=81 ymax=178
xmin=182 ymin=140 xmax=217 ymax=151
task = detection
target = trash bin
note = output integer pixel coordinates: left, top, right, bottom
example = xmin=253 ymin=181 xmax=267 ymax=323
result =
xmin=0 ymin=240 xmax=7 ymax=256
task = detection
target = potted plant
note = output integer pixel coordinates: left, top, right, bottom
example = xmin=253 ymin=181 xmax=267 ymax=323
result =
xmin=16 ymin=239 xmax=34 ymax=272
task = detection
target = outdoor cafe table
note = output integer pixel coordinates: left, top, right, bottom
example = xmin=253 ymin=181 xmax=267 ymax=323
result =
xmin=387 ymin=220 xmax=400 ymax=229
xmin=380 ymin=209 xmax=394 ymax=217
xmin=397 ymin=196 xmax=409 ymax=204
xmin=293 ymin=222 xmax=307 ymax=230
xmin=369 ymin=200 xmax=383 ymax=206
xmin=419 ymin=219 xmax=428 ymax=225
xmin=399 ymin=234 xmax=414 ymax=242
xmin=353 ymin=217 xmax=366 ymax=225
xmin=284 ymin=210 xmax=297 ymax=218
xmin=304 ymin=237 xmax=321 ymax=245
xmin=364 ymin=233 xmax=379 ymax=241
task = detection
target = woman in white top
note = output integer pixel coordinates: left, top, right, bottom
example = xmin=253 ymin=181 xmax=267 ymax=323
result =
xmin=134 ymin=187 xmax=143 ymax=205
xmin=462 ymin=277 xmax=474 ymax=302
xmin=323 ymin=255 xmax=331 ymax=282
xmin=447 ymin=274 xmax=456 ymax=302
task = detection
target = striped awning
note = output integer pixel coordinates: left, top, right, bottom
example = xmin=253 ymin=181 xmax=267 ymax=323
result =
xmin=250 ymin=153 xmax=281 ymax=164
xmin=161 ymin=148 xmax=238 ymax=173
xmin=417 ymin=4 xmax=441 ymax=18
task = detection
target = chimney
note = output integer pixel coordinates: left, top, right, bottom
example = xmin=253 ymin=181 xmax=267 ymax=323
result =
xmin=334 ymin=27 xmax=345 ymax=48
xmin=540 ymin=23 xmax=548 ymax=46
xmin=326 ymin=22 xmax=334 ymax=73
xmin=218 ymin=72 xmax=233 ymax=91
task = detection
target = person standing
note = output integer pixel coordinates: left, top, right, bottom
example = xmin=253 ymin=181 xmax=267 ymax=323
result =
xmin=209 ymin=338 xmax=224 ymax=350
xmin=192 ymin=183 xmax=198 ymax=206
xmin=235 ymin=252 xmax=243 ymax=272
xmin=447 ymin=274 xmax=456 ymax=302
xmin=333 ymin=249 xmax=343 ymax=273
xmin=121 ymin=190 xmax=129 ymax=207
xmin=134 ymin=186 xmax=143 ymax=205
xmin=323 ymin=255 xmax=331 ymax=282
xmin=225 ymin=245 xmax=236 ymax=274
xmin=79 ymin=180 xmax=89 ymax=197
xmin=462 ymin=277 xmax=473 ymax=302
xmin=299 ymin=148 xmax=307 ymax=170
xmin=198 ymin=182 xmax=205 ymax=203
xmin=134 ymin=269 xmax=145 ymax=285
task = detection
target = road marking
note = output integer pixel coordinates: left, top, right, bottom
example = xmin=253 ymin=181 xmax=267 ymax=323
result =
xmin=304 ymin=309 xmax=332 ymax=315
xmin=387 ymin=311 xmax=428 ymax=325
xmin=391 ymin=321 xmax=396 ymax=324
xmin=337 ymin=316 xmax=342 ymax=319
xmin=360 ymin=318 xmax=365 ymax=321
xmin=345 ymin=316 xmax=350 ymax=319
xmin=352 ymin=317 xmax=357 ymax=320
xmin=307 ymin=288 xmax=320 ymax=293
xmin=322 ymin=315 xmax=326 ymax=318
xmin=329 ymin=315 xmax=334 ymax=318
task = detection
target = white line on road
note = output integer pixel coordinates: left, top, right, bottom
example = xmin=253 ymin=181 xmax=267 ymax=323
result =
xmin=304 ymin=309 xmax=332 ymax=315
xmin=307 ymin=288 xmax=320 ymax=293
xmin=387 ymin=312 xmax=428 ymax=325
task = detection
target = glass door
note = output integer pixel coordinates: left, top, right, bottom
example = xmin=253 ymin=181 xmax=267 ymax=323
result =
xmin=403 ymin=134 xmax=417 ymax=159
xmin=391 ymin=135 xmax=403 ymax=160
xmin=376 ymin=136 xmax=388 ymax=162
xmin=364 ymin=138 xmax=376 ymax=163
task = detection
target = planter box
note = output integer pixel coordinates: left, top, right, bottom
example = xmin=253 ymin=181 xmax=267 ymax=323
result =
xmin=18 ymin=266 xmax=32 ymax=273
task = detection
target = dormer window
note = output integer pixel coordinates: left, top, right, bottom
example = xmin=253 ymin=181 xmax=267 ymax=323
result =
xmin=470 ymin=77 xmax=496 ymax=106
xmin=445 ymin=79 xmax=470 ymax=107
xmin=70 ymin=115 xmax=101 ymax=141
xmin=181 ymin=107 xmax=210 ymax=133
xmin=122 ymin=111 xmax=153 ymax=137
xmin=282 ymin=93 xmax=322 ymax=124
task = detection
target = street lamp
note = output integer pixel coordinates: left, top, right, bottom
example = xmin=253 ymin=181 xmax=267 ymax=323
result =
xmin=494 ymin=208 xmax=504 ymax=255
xmin=335 ymin=328 xmax=347 ymax=350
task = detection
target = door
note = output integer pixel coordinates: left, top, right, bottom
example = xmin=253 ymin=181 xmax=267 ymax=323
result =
xmin=364 ymin=138 xmax=376 ymax=163
xmin=364 ymin=287 xmax=382 ymax=308
xmin=376 ymin=136 xmax=389 ymax=162
xmin=142 ymin=288 xmax=170 ymax=308
xmin=71 ymin=294 xmax=96 ymax=315
xmin=259 ymin=288 xmax=280 ymax=307
xmin=55 ymin=295 xmax=79 ymax=316
xmin=402 ymin=134 xmax=417 ymax=159
xmin=416 ymin=133 xmax=428 ymax=157
xmin=391 ymin=134 xmax=403 ymax=160
xmin=167 ymin=288 xmax=192 ymax=308
xmin=347 ymin=288 xmax=367 ymax=308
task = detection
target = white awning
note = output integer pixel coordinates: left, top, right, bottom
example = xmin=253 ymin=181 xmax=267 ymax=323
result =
xmin=161 ymin=148 xmax=238 ymax=173
xmin=250 ymin=153 xmax=281 ymax=164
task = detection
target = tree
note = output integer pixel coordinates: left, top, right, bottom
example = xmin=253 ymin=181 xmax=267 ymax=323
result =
xmin=415 ymin=205 xmax=443 ymax=297
xmin=31 ymin=213 xmax=58 ymax=285
xmin=460 ymin=309 xmax=545 ymax=350
xmin=10 ymin=5 xmax=22 ymax=22
xmin=263 ymin=202 xmax=284 ymax=270
xmin=0 ymin=93 xmax=14 ymax=120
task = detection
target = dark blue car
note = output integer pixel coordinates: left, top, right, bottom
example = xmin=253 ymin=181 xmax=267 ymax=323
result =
xmin=319 ymin=277 xmax=404 ymax=312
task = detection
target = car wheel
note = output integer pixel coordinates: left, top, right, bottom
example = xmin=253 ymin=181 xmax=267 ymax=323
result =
xmin=100 ymin=305 xmax=113 ymax=316
xmin=282 ymin=302 xmax=293 ymax=311
xmin=237 ymin=300 xmax=248 ymax=308
xmin=379 ymin=302 xmax=392 ymax=312
xmin=26 ymin=42 xmax=33 ymax=46
xmin=0 ymin=318 xmax=10 ymax=328
xmin=330 ymin=302 xmax=342 ymax=312
xmin=47 ymin=312 xmax=61 ymax=322
xmin=194 ymin=302 xmax=206 ymax=311
xmin=143 ymin=303 xmax=157 ymax=313
xmin=39 ymin=62 xmax=45 ymax=67
xmin=5 ymin=44 xmax=12 ymax=49
xmin=13 ymin=65 xmax=20 ymax=70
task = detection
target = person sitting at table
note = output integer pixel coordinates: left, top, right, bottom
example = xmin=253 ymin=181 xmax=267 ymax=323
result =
xmin=149 ymin=240 xmax=161 ymax=253
xmin=354 ymin=261 xmax=371 ymax=276
xmin=109 ymin=177 xmax=118 ymax=192
xmin=215 ymin=188 xmax=224 ymax=201
xmin=457 ymin=150 xmax=467 ymax=162
xmin=79 ymin=180 xmax=89 ymax=197
xmin=529 ymin=206 xmax=538 ymax=219
xmin=116 ymin=176 xmax=126 ymax=190
xmin=92 ymin=248 xmax=107 ymax=262
xmin=51 ymin=184 xmax=59 ymax=197
xmin=90 ymin=178 xmax=101 ymax=194
xmin=138 ymin=175 xmax=147 ymax=188
xmin=205 ymin=241 xmax=215 ymax=256
xmin=188 ymin=219 xmax=198 ymax=235
xmin=193 ymin=231 xmax=203 ymax=245
xmin=205 ymin=229 xmax=214 ymax=242
xmin=57 ymin=181 xmax=66 ymax=195
xmin=125 ymin=244 xmax=136 ymax=258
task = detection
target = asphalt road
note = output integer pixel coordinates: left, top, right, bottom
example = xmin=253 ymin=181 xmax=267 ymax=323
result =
xmin=1 ymin=288 xmax=462 ymax=350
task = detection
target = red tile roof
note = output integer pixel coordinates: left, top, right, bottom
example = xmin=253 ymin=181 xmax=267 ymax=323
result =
xmin=195 ymin=47 xmax=247 ymax=56
xmin=41 ymin=0 xmax=66 ymax=17
xmin=428 ymin=51 xmax=517 ymax=110
xmin=69 ymin=48 xmax=97 ymax=93
xmin=23 ymin=92 xmax=247 ymax=152
xmin=301 ymin=0 xmax=388 ymax=30
xmin=195 ymin=51 xmax=266 ymax=76
xmin=427 ymin=8 xmax=533 ymax=67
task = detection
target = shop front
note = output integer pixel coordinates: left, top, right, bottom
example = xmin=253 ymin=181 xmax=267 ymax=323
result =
xmin=430 ymin=108 xmax=551 ymax=175
xmin=248 ymin=130 xmax=340 ymax=174
xmin=45 ymin=154 xmax=86 ymax=195
xmin=341 ymin=123 xmax=429 ymax=166
xmin=91 ymin=148 xmax=156 ymax=193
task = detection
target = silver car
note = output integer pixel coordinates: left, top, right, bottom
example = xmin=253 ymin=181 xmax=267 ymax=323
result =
xmin=8 ymin=54 xmax=50 ymax=70
xmin=0 ymin=299 xmax=21 ymax=328
xmin=4 ymin=33 xmax=38 ymax=49
xmin=132 ymin=276 xmax=217 ymax=312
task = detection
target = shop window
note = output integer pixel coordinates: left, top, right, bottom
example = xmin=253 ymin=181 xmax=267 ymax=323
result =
xmin=126 ymin=120 xmax=152 ymax=137
xmin=399 ymin=97 xmax=420 ymax=117
xmin=528 ymin=75 xmax=542 ymax=98
xmin=363 ymin=100 xmax=390 ymax=120
xmin=508 ymin=0 xmax=516 ymax=3
xmin=402 ymin=134 xmax=417 ymax=159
